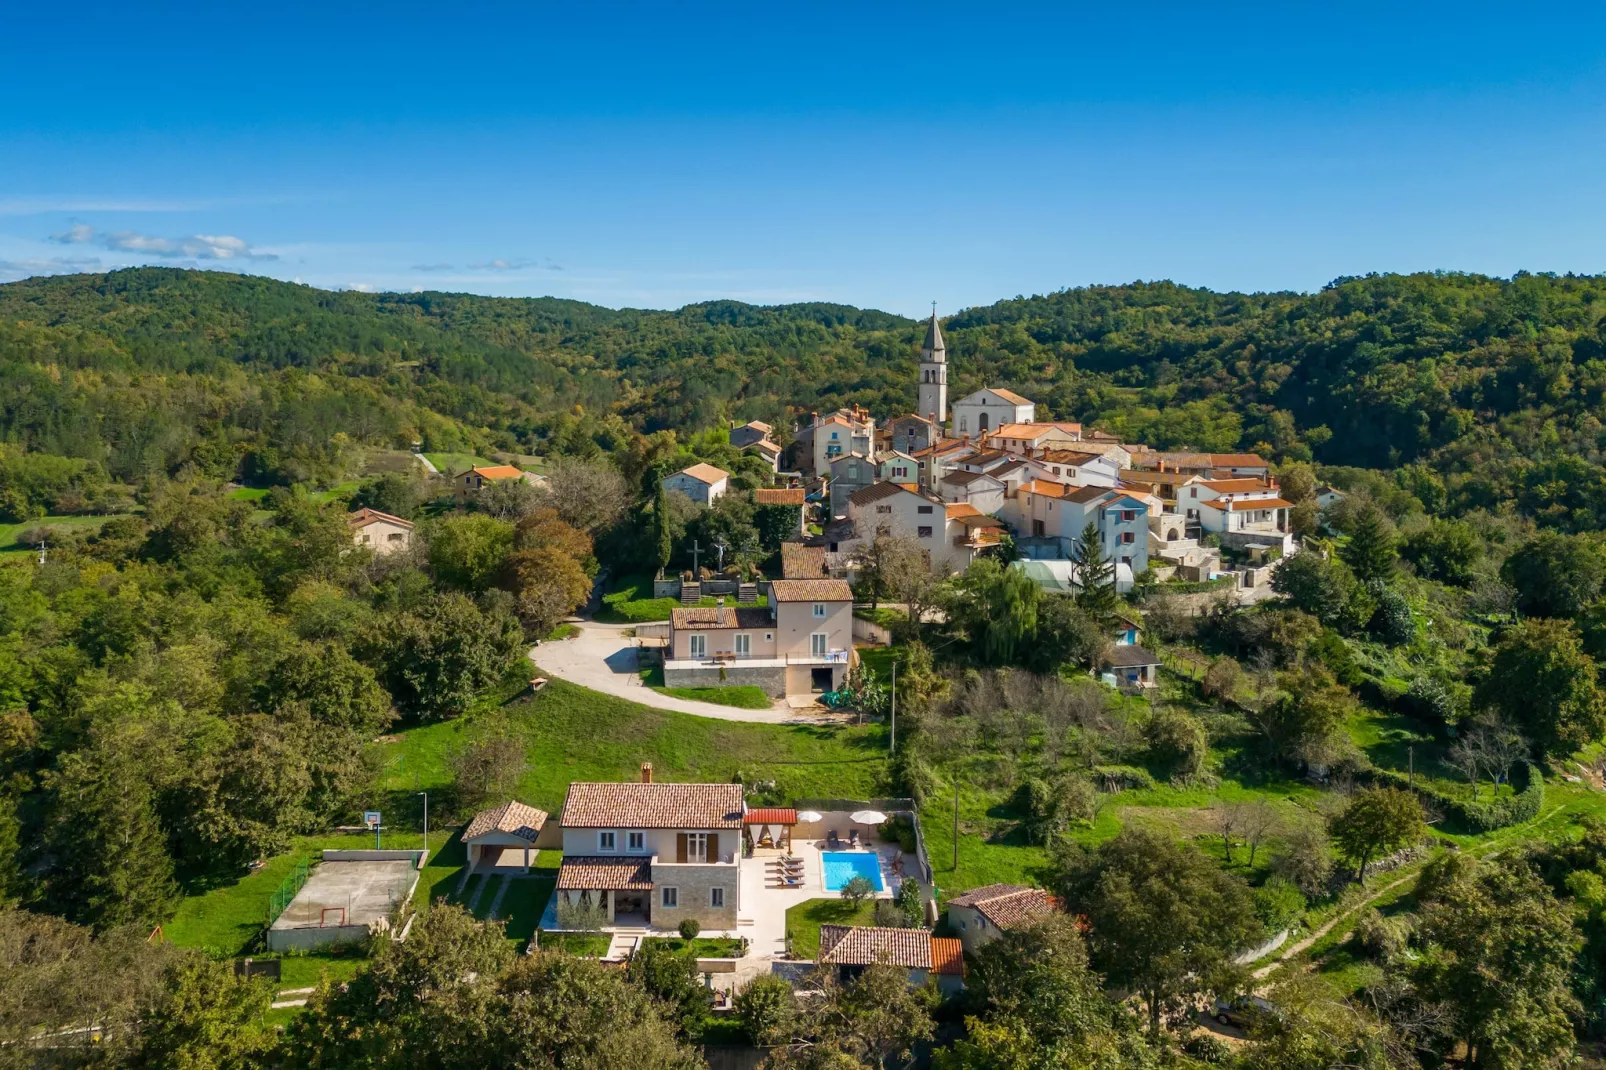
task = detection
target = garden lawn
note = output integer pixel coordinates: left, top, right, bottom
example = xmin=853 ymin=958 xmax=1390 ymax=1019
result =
xmin=500 ymin=878 xmax=556 ymax=950
xmin=424 ymin=452 xmax=492 ymax=476
xmin=786 ymin=898 xmax=879 ymax=959
xmin=0 ymin=513 xmax=132 ymax=555
xmin=164 ymin=831 xmax=428 ymax=956
xmin=539 ymin=932 xmax=612 ymax=956
xmin=378 ymin=678 xmax=888 ymax=814
xmin=641 ymin=936 xmax=745 ymax=957
xmin=598 ymin=573 xmax=767 ymax=624
xmin=411 ymin=829 xmax=468 ymax=910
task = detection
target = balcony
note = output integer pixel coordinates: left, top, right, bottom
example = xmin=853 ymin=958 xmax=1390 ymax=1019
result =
xmin=664 ymin=649 xmax=851 ymax=672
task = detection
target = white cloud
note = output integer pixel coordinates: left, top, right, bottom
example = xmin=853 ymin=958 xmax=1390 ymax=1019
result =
xmin=49 ymin=225 xmax=276 ymax=261
xmin=465 ymin=257 xmax=564 ymax=272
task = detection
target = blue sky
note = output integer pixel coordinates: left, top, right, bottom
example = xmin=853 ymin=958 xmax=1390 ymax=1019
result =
xmin=2 ymin=2 xmax=1604 ymax=316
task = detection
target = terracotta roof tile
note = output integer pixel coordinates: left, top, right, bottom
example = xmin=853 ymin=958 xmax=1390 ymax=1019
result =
xmin=929 ymin=937 xmax=965 ymax=976
xmin=848 ymin=481 xmax=918 ymax=507
xmin=463 ymin=800 xmax=549 ymax=842
xmin=469 ymin=464 xmax=524 ymax=480
xmin=945 ymin=502 xmax=983 ymax=520
xmin=1198 ymin=478 xmax=1274 ymax=493
xmin=769 ymin=578 xmax=853 ymax=602
xmin=780 ymin=543 xmax=828 ymax=579
xmin=556 ymin=856 xmax=654 ymax=891
xmin=1038 ymin=449 xmax=1103 ymax=465
xmin=743 ymin=808 xmax=798 ymax=825
xmin=988 ymin=388 xmax=1034 ymax=406
xmin=755 ymin=488 xmax=805 ymax=505
xmin=1209 ymin=453 xmax=1269 ymax=467
xmin=560 ymin=782 xmax=745 ymax=829
xmin=948 ymin=885 xmax=1058 ymax=930
xmin=817 ymin=926 xmax=937 ymax=969
xmin=347 ymin=507 xmax=414 ymax=529
xmin=676 ymin=463 xmax=730 ymax=485
xmin=1200 ymin=497 xmax=1293 ymax=511
xmin=669 ymin=606 xmax=770 ymax=629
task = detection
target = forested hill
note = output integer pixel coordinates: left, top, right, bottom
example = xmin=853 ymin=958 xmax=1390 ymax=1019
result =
xmin=3 ymin=267 xmax=1606 ymax=527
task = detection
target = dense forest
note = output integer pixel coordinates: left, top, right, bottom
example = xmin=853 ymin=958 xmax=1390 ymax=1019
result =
xmin=2 ymin=267 xmax=1605 ymax=528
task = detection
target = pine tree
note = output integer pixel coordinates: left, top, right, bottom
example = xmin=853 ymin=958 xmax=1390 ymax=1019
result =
xmin=1340 ymin=502 xmax=1397 ymax=585
xmin=1071 ymin=522 xmax=1119 ymax=625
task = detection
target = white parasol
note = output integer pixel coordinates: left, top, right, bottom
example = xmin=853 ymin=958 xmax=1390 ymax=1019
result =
xmin=850 ymin=810 xmax=887 ymax=825
xmin=796 ymin=810 xmax=824 ymax=822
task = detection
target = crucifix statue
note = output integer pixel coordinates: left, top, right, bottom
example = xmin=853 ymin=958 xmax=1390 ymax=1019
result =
xmin=690 ymin=540 xmax=701 ymax=577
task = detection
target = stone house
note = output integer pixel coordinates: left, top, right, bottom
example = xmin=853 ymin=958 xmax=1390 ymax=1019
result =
xmin=454 ymin=464 xmax=526 ymax=503
xmin=664 ymin=578 xmax=854 ymax=696
xmin=817 ymin=925 xmax=965 ymax=995
xmin=347 ymin=508 xmax=413 ymax=555
xmin=662 ymin=463 xmax=730 ymax=506
xmin=554 ymin=769 xmax=744 ymax=931
xmin=945 ymin=884 xmax=1057 ymax=955
xmin=827 ymin=453 xmax=876 ymax=518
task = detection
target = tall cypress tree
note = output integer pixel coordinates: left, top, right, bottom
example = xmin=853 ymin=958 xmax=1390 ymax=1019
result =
xmin=655 ymin=483 xmax=674 ymax=576
xmin=1072 ymin=521 xmax=1120 ymax=626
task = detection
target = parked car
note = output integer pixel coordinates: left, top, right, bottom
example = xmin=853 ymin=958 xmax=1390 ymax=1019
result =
xmin=1213 ymin=995 xmax=1278 ymax=1028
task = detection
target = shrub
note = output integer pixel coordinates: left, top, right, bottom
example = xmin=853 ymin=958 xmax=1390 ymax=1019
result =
xmin=840 ymin=875 xmax=875 ymax=904
xmin=677 ymin=918 xmax=701 ymax=941
xmin=1182 ymin=1032 xmax=1234 ymax=1064
xmin=1367 ymin=585 xmax=1415 ymax=646
xmin=733 ymin=975 xmax=797 ymax=1046
xmin=1252 ymin=876 xmax=1306 ymax=932
xmin=1353 ymin=907 xmax=1409 ymax=960
xmin=873 ymin=900 xmax=909 ymax=928
xmin=1360 ymin=762 xmax=1544 ymax=834
xmin=1091 ymin=765 xmax=1157 ymax=792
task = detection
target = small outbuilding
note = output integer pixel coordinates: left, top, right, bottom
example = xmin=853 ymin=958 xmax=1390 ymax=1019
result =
xmin=463 ymin=800 xmax=549 ymax=871
xmin=1103 ymin=644 xmax=1161 ymax=688
xmin=817 ymin=925 xmax=965 ymax=994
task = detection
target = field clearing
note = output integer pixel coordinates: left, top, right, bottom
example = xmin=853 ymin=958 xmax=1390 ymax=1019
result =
xmin=0 ymin=513 xmax=131 ymax=555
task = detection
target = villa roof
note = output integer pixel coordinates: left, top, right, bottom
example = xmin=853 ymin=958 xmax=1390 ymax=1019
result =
xmin=560 ymin=782 xmax=745 ymax=830
xmin=468 ymin=464 xmax=524 ymax=480
xmin=1122 ymin=469 xmax=1200 ymax=486
xmin=556 ymin=856 xmax=654 ymax=891
xmin=347 ymin=508 xmax=413 ymax=529
xmin=1198 ymin=478 xmax=1274 ymax=494
xmin=463 ymin=800 xmax=549 ymax=843
xmin=941 ymin=469 xmax=991 ymax=486
xmin=669 ymin=605 xmax=771 ymax=630
xmin=1199 ymin=497 xmax=1293 ymax=511
xmin=749 ymin=440 xmax=783 ymax=455
xmin=1064 ymin=484 xmax=1118 ymax=504
xmin=675 ymin=463 xmax=730 ymax=485
xmin=754 ymin=487 xmax=806 ymax=505
xmin=768 ymin=578 xmax=854 ymax=602
xmin=780 ymin=542 xmax=829 ymax=578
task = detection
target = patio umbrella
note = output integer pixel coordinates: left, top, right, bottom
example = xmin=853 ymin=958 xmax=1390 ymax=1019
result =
xmin=796 ymin=810 xmax=824 ymax=822
xmin=850 ymin=810 xmax=887 ymax=825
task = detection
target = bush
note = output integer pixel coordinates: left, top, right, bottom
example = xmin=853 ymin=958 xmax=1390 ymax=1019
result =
xmin=1353 ymin=907 xmax=1409 ymax=960
xmin=840 ymin=874 xmax=875 ymax=904
xmin=733 ymin=975 xmax=796 ymax=1046
xmin=1361 ymin=762 xmax=1543 ymax=834
xmin=1182 ymin=1032 xmax=1234 ymax=1064
xmin=1091 ymin=765 xmax=1157 ymax=792
xmin=1252 ymin=876 xmax=1306 ymax=932
xmin=677 ymin=918 xmax=701 ymax=940
xmin=873 ymin=900 xmax=910 ymax=928
xmin=1367 ymin=585 xmax=1415 ymax=646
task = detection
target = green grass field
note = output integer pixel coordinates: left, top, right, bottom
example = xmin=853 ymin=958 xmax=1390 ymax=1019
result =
xmin=0 ymin=513 xmax=131 ymax=555
xmin=377 ymin=677 xmax=888 ymax=814
xmin=425 ymin=452 xmax=492 ymax=476
xmin=539 ymin=932 xmax=612 ymax=956
xmin=597 ymin=573 xmax=768 ymax=624
xmin=785 ymin=897 xmax=879 ymax=958
xmin=641 ymin=935 xmax=746 ymax=957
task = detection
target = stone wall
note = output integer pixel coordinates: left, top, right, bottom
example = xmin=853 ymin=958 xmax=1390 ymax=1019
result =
xmin=650 ymin=861 xmax=739 ymax=930
xmin=665 ymin=664 xmax=787 ymax=697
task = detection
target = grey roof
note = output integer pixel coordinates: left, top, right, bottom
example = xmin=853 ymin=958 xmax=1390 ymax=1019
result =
xmin=922 ymin=311 xmax=945 ymax=356
xmin=1104 ymin=644 xmax=1161 ymax=668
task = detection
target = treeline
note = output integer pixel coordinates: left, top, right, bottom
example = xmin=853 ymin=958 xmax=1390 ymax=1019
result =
xmin=3 ymin=268 xmax=1606 ymax=526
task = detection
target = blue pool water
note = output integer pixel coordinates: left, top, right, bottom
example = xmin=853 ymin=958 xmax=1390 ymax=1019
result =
xmin=821 ymin=851 xmax=885 ymax=892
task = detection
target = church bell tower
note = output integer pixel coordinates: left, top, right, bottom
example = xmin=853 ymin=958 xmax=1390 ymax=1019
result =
xmin=917 ymin=306 xmax=948 ymax=426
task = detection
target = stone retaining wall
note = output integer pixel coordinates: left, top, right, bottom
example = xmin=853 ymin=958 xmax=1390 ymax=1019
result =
xmin=664 ymin=664 xmax=787 ymax=697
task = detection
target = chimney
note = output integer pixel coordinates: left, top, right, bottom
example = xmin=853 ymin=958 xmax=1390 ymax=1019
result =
xmin=717 ymin=596 xmax=725 ymax=607
xmin=640 ymin=762 xmax=653 ymax=784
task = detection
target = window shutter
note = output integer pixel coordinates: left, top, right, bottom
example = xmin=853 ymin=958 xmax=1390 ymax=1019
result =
xmin=676 ymin=833 xmax=688 ymax=864
xmin=707 ymin=833 xmax=719 ymax=863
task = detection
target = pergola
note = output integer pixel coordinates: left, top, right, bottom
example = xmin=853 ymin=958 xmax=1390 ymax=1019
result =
xmin=743 ymin=808 xmax=798 ymax=852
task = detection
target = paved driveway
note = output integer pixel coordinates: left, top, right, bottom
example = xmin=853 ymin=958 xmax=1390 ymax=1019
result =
xmin=528 ymin=622 xmax=841 ymax=725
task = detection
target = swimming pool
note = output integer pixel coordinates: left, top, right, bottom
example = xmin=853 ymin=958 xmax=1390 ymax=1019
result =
xmin=821 ymin=851 xmax=884 ymax=892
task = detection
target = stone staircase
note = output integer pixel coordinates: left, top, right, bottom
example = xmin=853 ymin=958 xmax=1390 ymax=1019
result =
xmin=607 ymin=927 xmax=648 ymax=960
xmin=679 ymin=582 xmax=701 ymax=605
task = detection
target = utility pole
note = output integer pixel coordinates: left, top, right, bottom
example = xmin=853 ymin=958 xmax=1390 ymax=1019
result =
xmin=890 ymin=659 xmax=897 ymax=755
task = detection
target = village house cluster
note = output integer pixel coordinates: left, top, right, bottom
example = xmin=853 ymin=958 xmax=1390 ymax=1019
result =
xmin=651 ymin=310 xmax=1294 ymax=699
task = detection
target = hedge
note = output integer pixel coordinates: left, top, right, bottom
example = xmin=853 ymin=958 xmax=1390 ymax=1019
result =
xmin=1360 ymin=762 xmax=1543 ymax=834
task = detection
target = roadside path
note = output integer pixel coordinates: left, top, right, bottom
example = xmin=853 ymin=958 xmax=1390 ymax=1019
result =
xmin=527 ymin=622 xmax=846 ymax=725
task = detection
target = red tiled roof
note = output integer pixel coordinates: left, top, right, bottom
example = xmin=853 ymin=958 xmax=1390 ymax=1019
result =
xmin=677 ymin=463 xmax=730 ymax=485
xmin=948 ymin=884 xmax=1057 ymax=930
xmin=347 ymin=507 xmax=414 ymax=529
xmin=987 ymin=388 xmax=1034 ymax=406
xmin=848 ymin=481 xmax=921 ymax=507
xmin=463 ymin=800 xmax=549 ymax=842
xmin=468 ymin=464 xmax=524 ymax=480
xmin=929 ymin=937 xmax=965 ymax=976
xmin=755 ymin=488 xmax=805 ymax=505
xmin=780 ymin=542 xmax=828 ymax=579
xmin=744 ymin=808 xmax=798 ymax=825
xmin=1198 ymin=478 xmax=1274 ymax=494
xmin=560 ymin=782 xmax=745 ymax=829
xmin=669 ymin=606 xmax=771 ymax=629
xmin=768 ymin=578 xmax=853 ymax=602
xmin=1209 ymin=453 xmax=1269 ymax=467
xmin=556 ymin=856 xmax=654 ymax=891
xmin=817 ymin=925 xmax=937 ymax=969
xmin=1199 ymin=497 xmax=1293 ymax=511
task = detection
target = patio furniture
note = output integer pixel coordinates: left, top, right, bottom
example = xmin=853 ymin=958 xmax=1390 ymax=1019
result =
xmin=778 ymin=875 xmax=802 ymax=887
xmin=827 ymin=830 xmax=841 ymax=848
xmin=849 ymin=829 xmax=860 ymax=848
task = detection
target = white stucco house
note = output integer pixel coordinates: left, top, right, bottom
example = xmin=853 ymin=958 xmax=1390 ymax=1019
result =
xmin=348 ymin=508 xmax=414 ymax=555
xmin=663 ymin=463 xmax=730 ymax=505
xmin=951 ymin=388 xmax=1035 ymax=437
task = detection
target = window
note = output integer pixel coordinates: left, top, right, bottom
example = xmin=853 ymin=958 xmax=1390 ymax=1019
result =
xmin=689 ymin=634 xmax=706 ymax=658
xmin=812 ymin=603 xmax=826 ymax=618
xmin=764 ymin=632 xmax=774 ymax=641
xmin=959 ymin=417 xmax=968 ymax=432
xmin=661 ymin=887 xmax=678 ymax=908
xmin=830 ymin=432 xmax=839 ymax=440
xmin=627 ymin=831 xmax=645 ymax=852
xmin=1121 ymin=531 xmax=1135 ymax=544
xmin=876 ymin=504 xmax=892 ymax=514
xmin=810 ymin=632 xmax=827 ymax=657
xmin=847 ymin=465 xmax=858 ymax=478
xmin=387 ymin=532 xmax=404 ymax=542
xmin=917 ymin=505 xmax=933 ymax=514
xmin=687 ymin=832 xmax=708 ymax=861
xmin=917 ymin=525 xmax=933 ymax=538
xmin=1121 ymin=510 xmax=1136 ymax=522
xmin=710 ymin=887 xmax=725 ymax=908
xmin=734 ymin=633 xmax=750 ymax=656
xmin=598 ymin=831 xmax=616 ymax=852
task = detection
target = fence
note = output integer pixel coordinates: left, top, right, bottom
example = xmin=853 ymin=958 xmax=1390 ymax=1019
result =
xmin=268 ymin=857 xmax=312 ymax=925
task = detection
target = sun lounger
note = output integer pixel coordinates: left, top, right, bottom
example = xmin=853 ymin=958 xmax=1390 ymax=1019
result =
xmin=849 ymin=829 xmax=860 ymax=848
xmin=827 ymin=830 xmax=841 ymax=848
